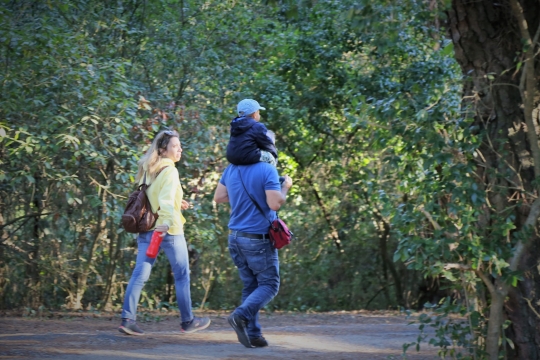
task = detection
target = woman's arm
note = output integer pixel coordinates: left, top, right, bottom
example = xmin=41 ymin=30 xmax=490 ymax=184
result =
xmin=156 ymin=168 xmax=179 ymax=230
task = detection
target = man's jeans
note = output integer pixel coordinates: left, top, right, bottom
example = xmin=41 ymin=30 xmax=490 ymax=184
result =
xmin=228 ymin=233 xmax=280 ymax=339
xmin=121 ymin=231 xmax=193 ymax=323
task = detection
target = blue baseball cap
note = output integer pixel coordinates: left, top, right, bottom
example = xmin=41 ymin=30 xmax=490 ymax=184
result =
xmin=237 ymin=99 xmax=266 ymax=116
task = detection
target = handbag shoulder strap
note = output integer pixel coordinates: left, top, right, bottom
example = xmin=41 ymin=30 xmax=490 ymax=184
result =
xmin=154 ymin=166 xmax=169 ymax=181
xmin=142 ymin=166 xmax=169 ymax=188
xmin=236 ymin=167 xmax=272 ymax=226
xmin=141 ymin=166 xmax=169 ymax=212
xmin=141 ymin=172 xmax=147 ymax=187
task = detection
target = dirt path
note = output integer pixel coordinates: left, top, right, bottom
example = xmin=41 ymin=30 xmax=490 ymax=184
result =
xmin=0 ymin=311 xmax=438 ymax=359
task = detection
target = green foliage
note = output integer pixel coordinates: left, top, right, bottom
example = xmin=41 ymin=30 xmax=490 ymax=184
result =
xmin=404 ymin=298 xmax=486 ymax=359
xmin=1 ymin=6 xmax=510 ymax=358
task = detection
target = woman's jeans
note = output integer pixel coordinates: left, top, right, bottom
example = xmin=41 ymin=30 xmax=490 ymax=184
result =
xmin=121 ymin=231 xmax=193 ymax=323
xmin=228 ymin=233 xmax=280 ymax=339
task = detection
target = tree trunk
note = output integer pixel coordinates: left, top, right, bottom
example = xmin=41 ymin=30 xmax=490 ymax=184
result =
xmin=505 ymin=238 xmax=540 ymax=359
xmin=486 ymin=289 xmax=506 ymax=359
xmin=72 ymin=182 xmax=109 ymax=310
xmin=80 ymin=190 xmax=108 ymax=308
xmin=447 ymin=0 xmax=540 ymax=358
xmin=101 ymin=221 xmax=122 ymax=311
xmin=101 ymin=159 xmax=121 ymax=311
xmin=373 ymin=209 xmax=404 ymax=307
xmin=25 ymin=173 xmax=43 ymax=307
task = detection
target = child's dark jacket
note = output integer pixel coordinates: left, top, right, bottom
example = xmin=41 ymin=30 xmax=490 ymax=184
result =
xmin=226 ymin=116 xmax=278 ymax=165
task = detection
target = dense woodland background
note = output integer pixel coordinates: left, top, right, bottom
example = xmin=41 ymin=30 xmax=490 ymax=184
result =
xmin=2 ymin=1 xmax=540 ymax=359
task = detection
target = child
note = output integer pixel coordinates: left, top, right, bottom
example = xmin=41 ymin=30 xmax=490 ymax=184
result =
xmin=226 ymin=99 xmax=278 ymax=166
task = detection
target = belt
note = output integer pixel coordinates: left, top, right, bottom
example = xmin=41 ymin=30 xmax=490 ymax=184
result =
xmin=229 ymin=230 xmax=269 ymax=240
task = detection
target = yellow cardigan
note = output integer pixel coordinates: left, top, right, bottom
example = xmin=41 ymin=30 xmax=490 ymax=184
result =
xmin=141 ymin=158 xmax=186 ymax=235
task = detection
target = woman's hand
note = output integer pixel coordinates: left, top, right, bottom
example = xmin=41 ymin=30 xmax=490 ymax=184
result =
xmin=181 ymin=199 xmax=191 ymax=210
xmin=154 ymin=224 xmax=169 ymax=233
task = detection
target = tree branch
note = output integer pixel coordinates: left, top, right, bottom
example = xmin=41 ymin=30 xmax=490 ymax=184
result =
xmin=417 ymin=206 xmax=459 ymax=239
xmin=443 ymin=263 xmax=471 ymax=270
xmin=88 ymin=175 xmax=126 ymax=199
xmin=284 ymin=142 xmax=342 ymax=250
xmin=364 ymin=283 xmax=395 ymax=309
xmin=476 ymin=269 xmax=496 ymax=296
xmin=519 ymin=21 xmax=540 ymax=89
xmin=418 ymin=207 xmax=442 ymax=230
xmin=523 ymin=297 xmax=540 ymax=318
xmin=509 ymin=196 xmax=540 ymax=271
xmin=510 ymin=0 xmax=540 ymax=179
xmin=523 ymin=297 xmax=540 ymax=319
xmin=0 ymin=212 xmax=51 ymax=230
xmin=442 ymin=263 xmax=497 ymax=296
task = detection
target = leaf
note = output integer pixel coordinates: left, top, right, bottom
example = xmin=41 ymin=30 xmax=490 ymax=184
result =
xmin=138 ymin=96 xmax=152 ymax=110
xmin=506 ymin=337 xmax=515 ymax=350
xmin=441 ymin=42 xmax=454 ymax=56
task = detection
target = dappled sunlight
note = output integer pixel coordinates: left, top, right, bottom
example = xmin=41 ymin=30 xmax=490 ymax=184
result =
xmin=0 ymin=317 xmax=438 ymax=359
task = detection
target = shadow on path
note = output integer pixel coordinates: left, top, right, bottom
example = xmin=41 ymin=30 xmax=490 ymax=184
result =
xmin=0 ymin=311 xmax=438 ymax=359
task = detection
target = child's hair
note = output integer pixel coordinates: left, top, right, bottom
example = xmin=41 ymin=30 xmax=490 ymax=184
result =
xmin=135 ymin=130 xmax=179 ymax=182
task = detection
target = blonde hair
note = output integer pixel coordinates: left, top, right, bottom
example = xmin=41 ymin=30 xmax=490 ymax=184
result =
xmin=135 ymin=130 xmax=180 ymax=183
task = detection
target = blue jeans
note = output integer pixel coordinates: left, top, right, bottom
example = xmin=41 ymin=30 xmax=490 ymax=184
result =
xmin=121 ymin=231 xmax=193 ymax=323
xmin=228 ymin=233 xmax=280 ymax=339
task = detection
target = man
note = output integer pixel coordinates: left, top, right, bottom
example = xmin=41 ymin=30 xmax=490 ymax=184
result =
xmin=214 ymin=119 xmax=293 ymax=347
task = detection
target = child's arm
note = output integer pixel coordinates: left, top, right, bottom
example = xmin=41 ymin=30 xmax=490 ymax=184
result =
xmin=254 ymin=124 xmax=278 ymax=159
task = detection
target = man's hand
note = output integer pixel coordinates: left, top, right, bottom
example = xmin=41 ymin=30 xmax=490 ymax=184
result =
xmin=281 ymin=175 xmax=293 ymax=189
xmin=267 ymin=175 xmax=293 ymax=210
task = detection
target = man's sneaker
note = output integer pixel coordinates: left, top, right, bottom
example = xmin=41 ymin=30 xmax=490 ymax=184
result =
xmin=228 ymin=313 xmax=254 ymax=348
xmin=118 ymin=319 xmax=144 ymax=336
xmin=181 ymin=316 xmax=211 ymax=333
xmin=250 ymin=336 xmax=269 ymax=347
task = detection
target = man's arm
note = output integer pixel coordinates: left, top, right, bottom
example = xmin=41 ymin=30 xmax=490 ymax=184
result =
xmin=266 ymin=175 xmax=293 ymax=210
xmin=214 ymin=183 xmax=229 ymax=203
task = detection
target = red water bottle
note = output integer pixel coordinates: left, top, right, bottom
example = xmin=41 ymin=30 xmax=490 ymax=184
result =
xmin=146 ymin=231 xmax=164 ymax=258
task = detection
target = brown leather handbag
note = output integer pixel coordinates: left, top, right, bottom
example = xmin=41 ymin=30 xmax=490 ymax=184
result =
xmin=121 ymin=167 xmax=167 ymax=233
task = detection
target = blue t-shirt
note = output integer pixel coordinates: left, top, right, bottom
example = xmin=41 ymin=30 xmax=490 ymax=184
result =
xmin=219 ymin=163 xmax=280 ymax=233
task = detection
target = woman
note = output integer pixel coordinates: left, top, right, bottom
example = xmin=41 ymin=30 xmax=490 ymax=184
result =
xmin=119 ymin=130 xmax=210 ymax=335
